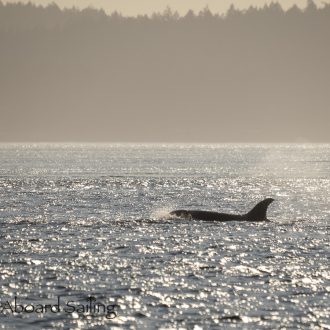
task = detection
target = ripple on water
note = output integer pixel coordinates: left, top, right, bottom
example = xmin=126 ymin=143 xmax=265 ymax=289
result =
xmin=0 ymin=144 xmax=329 ymax=329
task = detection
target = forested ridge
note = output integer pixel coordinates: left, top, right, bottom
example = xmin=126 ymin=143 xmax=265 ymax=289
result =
xmin=1 ymin=1 xmax=329 ymax=141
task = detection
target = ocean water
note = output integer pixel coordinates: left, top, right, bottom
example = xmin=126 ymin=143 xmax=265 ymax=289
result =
xmin=0 ymin=143 xmax=329 ymax=329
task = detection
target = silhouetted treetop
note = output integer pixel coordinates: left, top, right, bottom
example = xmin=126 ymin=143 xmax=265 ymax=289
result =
xmin=0 ymin=0 xmax=328 ymax=30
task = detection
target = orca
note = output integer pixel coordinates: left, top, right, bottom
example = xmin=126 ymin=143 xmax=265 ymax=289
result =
xmin=170 ymin=198 xmax=274 ymax=222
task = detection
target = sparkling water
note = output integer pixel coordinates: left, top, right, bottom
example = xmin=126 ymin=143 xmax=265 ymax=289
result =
xmin=0 ymin=144 xmax=329 ymax=329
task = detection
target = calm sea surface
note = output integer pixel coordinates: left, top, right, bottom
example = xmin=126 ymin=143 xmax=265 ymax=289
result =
xmin=0 ymin=144 xmax=329 ymax=329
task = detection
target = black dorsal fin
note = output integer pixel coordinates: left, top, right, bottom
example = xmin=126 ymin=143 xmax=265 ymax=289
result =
xmin=245 ymin=198 xmax=274 ymax=221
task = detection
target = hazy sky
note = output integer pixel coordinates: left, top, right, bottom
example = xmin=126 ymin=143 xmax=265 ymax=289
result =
xmin=3 ymin=0 xmax=328 ymax=15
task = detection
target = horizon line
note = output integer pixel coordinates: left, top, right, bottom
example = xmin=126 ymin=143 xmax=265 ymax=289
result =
xmin=0 ymin=142 xmax=328 ymax=145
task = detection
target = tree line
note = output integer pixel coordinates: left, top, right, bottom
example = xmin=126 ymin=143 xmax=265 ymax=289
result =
xmin=0 ymin=1 xmax=329 ymax=142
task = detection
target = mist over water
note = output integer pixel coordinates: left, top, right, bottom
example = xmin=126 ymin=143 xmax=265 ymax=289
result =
xmin=1 ymin=2 xmax=330 ymax=142
xmin=0 ymin=144 xmax=329 ymax=329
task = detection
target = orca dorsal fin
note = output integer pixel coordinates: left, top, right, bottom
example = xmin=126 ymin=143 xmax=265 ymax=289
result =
xmin=245 ymin=198 xmax=274 ymax=221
